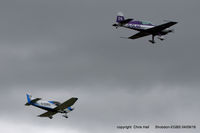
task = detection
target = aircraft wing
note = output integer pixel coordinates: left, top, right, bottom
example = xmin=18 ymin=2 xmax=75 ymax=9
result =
xmin=54 ymin=97 xmax=78 ymax=111
xmin=145 ymin=21 xmax=177 ymax=33
xmin=127 ymin=32 xmax=151 ymax=40
xmin=123 ymin=21 xmax=177 ymax=40
xmin=38 ymin=111 xmax=57 ymax=117
xmin=31 ymin=98 xmax=41 ymax=103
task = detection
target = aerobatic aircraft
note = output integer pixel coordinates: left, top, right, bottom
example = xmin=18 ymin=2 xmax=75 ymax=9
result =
xmin=25 ymin=94 xmax=78 ymax=119
xmin=112 ymin=12 xmax=178 ymax=43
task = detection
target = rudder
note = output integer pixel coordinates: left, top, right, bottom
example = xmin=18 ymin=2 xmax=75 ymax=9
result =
xmin=116 ymin=12 xmax=125 ymax=23
xmin=25 ymin=94 xmax=32 ymax=105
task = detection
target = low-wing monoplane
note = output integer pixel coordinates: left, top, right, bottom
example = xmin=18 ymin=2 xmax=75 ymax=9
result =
xmin=25 ymin=94 xmax=78 ymax=119
xmin=112 ymin=12 xmax=178 ymax=43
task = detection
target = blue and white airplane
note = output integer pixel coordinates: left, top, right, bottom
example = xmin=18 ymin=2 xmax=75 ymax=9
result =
xmin=25 ymin=94 xmax=78 ymax=119
xmin=113 ymin=12 xmax=178 ymax=43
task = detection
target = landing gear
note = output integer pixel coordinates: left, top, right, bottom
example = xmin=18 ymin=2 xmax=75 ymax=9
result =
xmin=63 ymin=116 xmax=68 ymax=118
xmin=63 ymin=114 xmax=68 ymax=118
xmin=149 ymin=40 xmax=155 ymax=44
xmin=49 ymin=116 xmax=53 ymax=119
xmin=149 ymin=35 xmax=155 ymax=44
xmin=159 ymin=38 xmax=164 ymax=41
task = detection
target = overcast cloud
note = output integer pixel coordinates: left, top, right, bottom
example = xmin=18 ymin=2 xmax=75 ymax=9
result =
xmin=0 ymin=0 xmax=200 ymax=133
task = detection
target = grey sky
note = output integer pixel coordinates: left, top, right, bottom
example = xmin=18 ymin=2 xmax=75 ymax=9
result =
xmin=0 ymin=0 xmax=200 ymax=133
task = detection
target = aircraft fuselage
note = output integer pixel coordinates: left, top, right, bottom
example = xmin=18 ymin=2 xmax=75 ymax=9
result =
xmin=122 ymin=21 xmax=172 ymax=36
xmin=25 ymin=94 xmax=75 ymax=119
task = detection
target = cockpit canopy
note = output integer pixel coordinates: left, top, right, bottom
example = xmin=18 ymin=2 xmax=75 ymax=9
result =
xmin=49 ymin=101 xmax=61 ymax=106
xmin=141 ymin=21 xmax=153 ymax=25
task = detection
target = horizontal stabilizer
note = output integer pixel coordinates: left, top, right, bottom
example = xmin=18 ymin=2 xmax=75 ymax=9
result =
xmin=25 ymin=102 xmax=31 ymax=106
xmin=31 ymin=98 xmax=42 ymax=103
xmin=119 ymin=19 xmax=133 ymax=25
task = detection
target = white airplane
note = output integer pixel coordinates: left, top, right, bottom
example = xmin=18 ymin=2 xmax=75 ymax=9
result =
xmin=113 ymin=12 xmax=178 ymax=43
xmin=25 ymin=94 xmax=78 ymax=119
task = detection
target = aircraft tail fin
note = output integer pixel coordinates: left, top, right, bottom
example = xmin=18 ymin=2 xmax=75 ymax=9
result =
xmin=25 ymin=93 xmax=32 ymax=106
xmin=116 ymin=12 xmax=125 ymax=23
xmin=25 ymin=94 xmax=42 ymax=106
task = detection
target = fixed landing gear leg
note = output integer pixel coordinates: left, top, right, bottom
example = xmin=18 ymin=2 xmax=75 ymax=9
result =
xmin=149 ymin=35 xmax=155 ymax=43
xmin=63 ymin=114 xmax=68 ymax=118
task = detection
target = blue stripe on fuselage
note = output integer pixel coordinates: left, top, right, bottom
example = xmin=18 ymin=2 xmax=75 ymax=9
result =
xmin=31 ymin=102 xmax=55 ymax=111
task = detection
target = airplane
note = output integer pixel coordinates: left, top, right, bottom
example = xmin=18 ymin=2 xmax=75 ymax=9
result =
xmin=25 ymin=94 xmax=78 ymax=119
xmin=112 ymin=12 xmax=178 ymax=43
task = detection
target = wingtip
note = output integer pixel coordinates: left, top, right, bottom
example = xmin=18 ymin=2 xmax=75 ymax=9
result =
xmin=72 ymin=97 xmax=78 ymax=101
xmin=173 ymin=21 xmax=178 ymax=24
xmin=165 ymin=20 xmax=178 ymax=24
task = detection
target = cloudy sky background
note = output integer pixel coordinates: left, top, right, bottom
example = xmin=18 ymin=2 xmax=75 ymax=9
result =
xmin=0 ymin=0 xmax=200 ymax=133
